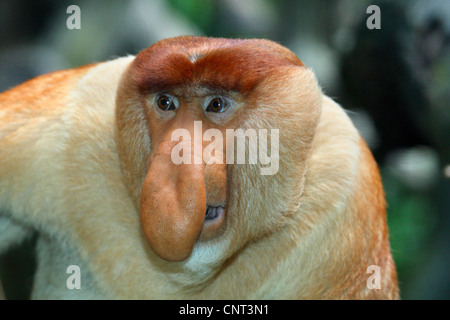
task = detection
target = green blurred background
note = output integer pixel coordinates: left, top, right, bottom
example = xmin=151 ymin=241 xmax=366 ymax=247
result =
xmin=0 ymin=0 xmax=449 ymax=299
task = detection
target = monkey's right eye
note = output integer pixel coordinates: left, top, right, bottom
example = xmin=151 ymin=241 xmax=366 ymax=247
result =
xmin=157 ymin=95 xmax=176 ymax=111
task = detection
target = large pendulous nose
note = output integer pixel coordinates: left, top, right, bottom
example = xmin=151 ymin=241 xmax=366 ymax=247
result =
xmin=139 ymin=138 xmax=206 ymax=262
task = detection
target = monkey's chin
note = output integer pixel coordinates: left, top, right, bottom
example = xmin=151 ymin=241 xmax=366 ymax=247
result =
xmin=199 ymin=206 xmax=227 ymax=241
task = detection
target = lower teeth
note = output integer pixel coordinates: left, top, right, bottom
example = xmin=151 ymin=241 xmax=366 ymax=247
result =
xmin=206 ymin=206 xmax=220 ymax=220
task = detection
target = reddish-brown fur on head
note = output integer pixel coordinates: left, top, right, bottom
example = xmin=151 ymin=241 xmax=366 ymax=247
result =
xmin=132 ymin=36 xmax=304 ymax=94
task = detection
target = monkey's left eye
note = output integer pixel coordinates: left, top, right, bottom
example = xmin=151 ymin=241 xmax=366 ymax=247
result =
xmin=206 ymin=97 xmax=228 ymax=113
xmin=157 ymin=95 xmax=176 ymax=111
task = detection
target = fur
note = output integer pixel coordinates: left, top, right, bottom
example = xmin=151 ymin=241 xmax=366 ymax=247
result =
xmin=0 ymin=36 xmax=398 ymax=299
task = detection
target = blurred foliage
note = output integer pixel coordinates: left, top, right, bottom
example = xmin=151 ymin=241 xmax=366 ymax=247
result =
xmin=168 ymin=0 xmax=215 ymax=33
xmin=383 ymin=169 xmax=438 ymax=291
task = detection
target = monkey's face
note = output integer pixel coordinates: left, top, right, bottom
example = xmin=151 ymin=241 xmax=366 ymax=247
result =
xmin=140 ymin=90 xmax=232 ymax=261
xmin=115 ymin=36 xmax=322 ymax=266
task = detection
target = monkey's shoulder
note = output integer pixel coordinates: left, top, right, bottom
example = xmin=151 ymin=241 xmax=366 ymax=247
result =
xmin=0 ymin=64 xmax=94 ymax=115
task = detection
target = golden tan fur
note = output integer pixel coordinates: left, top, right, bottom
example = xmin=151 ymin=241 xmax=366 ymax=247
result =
xmin=0 ymin=37 xmax=398 ymax=299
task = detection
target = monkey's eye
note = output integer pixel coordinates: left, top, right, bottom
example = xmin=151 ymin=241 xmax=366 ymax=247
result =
xmin=157 ymin=95 xmax=176 ymax=111
xmin=206 ymin=97 xmax=228 ymax=113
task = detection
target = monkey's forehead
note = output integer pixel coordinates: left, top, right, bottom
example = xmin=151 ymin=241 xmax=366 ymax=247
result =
xmin=131 ymin=36 xmax=304 ymax=94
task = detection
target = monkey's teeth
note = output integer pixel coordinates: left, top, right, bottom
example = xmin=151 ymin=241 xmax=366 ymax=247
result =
xmin=205 ymin=207 xmax=216 ymax=220
xmin=205 ymin=206 xmax=223 ymax=221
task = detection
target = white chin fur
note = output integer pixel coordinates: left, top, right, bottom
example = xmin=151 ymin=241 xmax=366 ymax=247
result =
xmin=180 ymin=236 xmax=231 ymax=281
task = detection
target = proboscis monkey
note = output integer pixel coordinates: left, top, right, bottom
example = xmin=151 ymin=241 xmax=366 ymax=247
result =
xmin=0 ymin=36 xmax=398 ymax=299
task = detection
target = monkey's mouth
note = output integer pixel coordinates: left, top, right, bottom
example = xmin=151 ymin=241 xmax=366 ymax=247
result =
xmin=205 ymin=205 xmax=225 ymax=221
xmin=200 ymin=205 xmax=227 ymax=240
